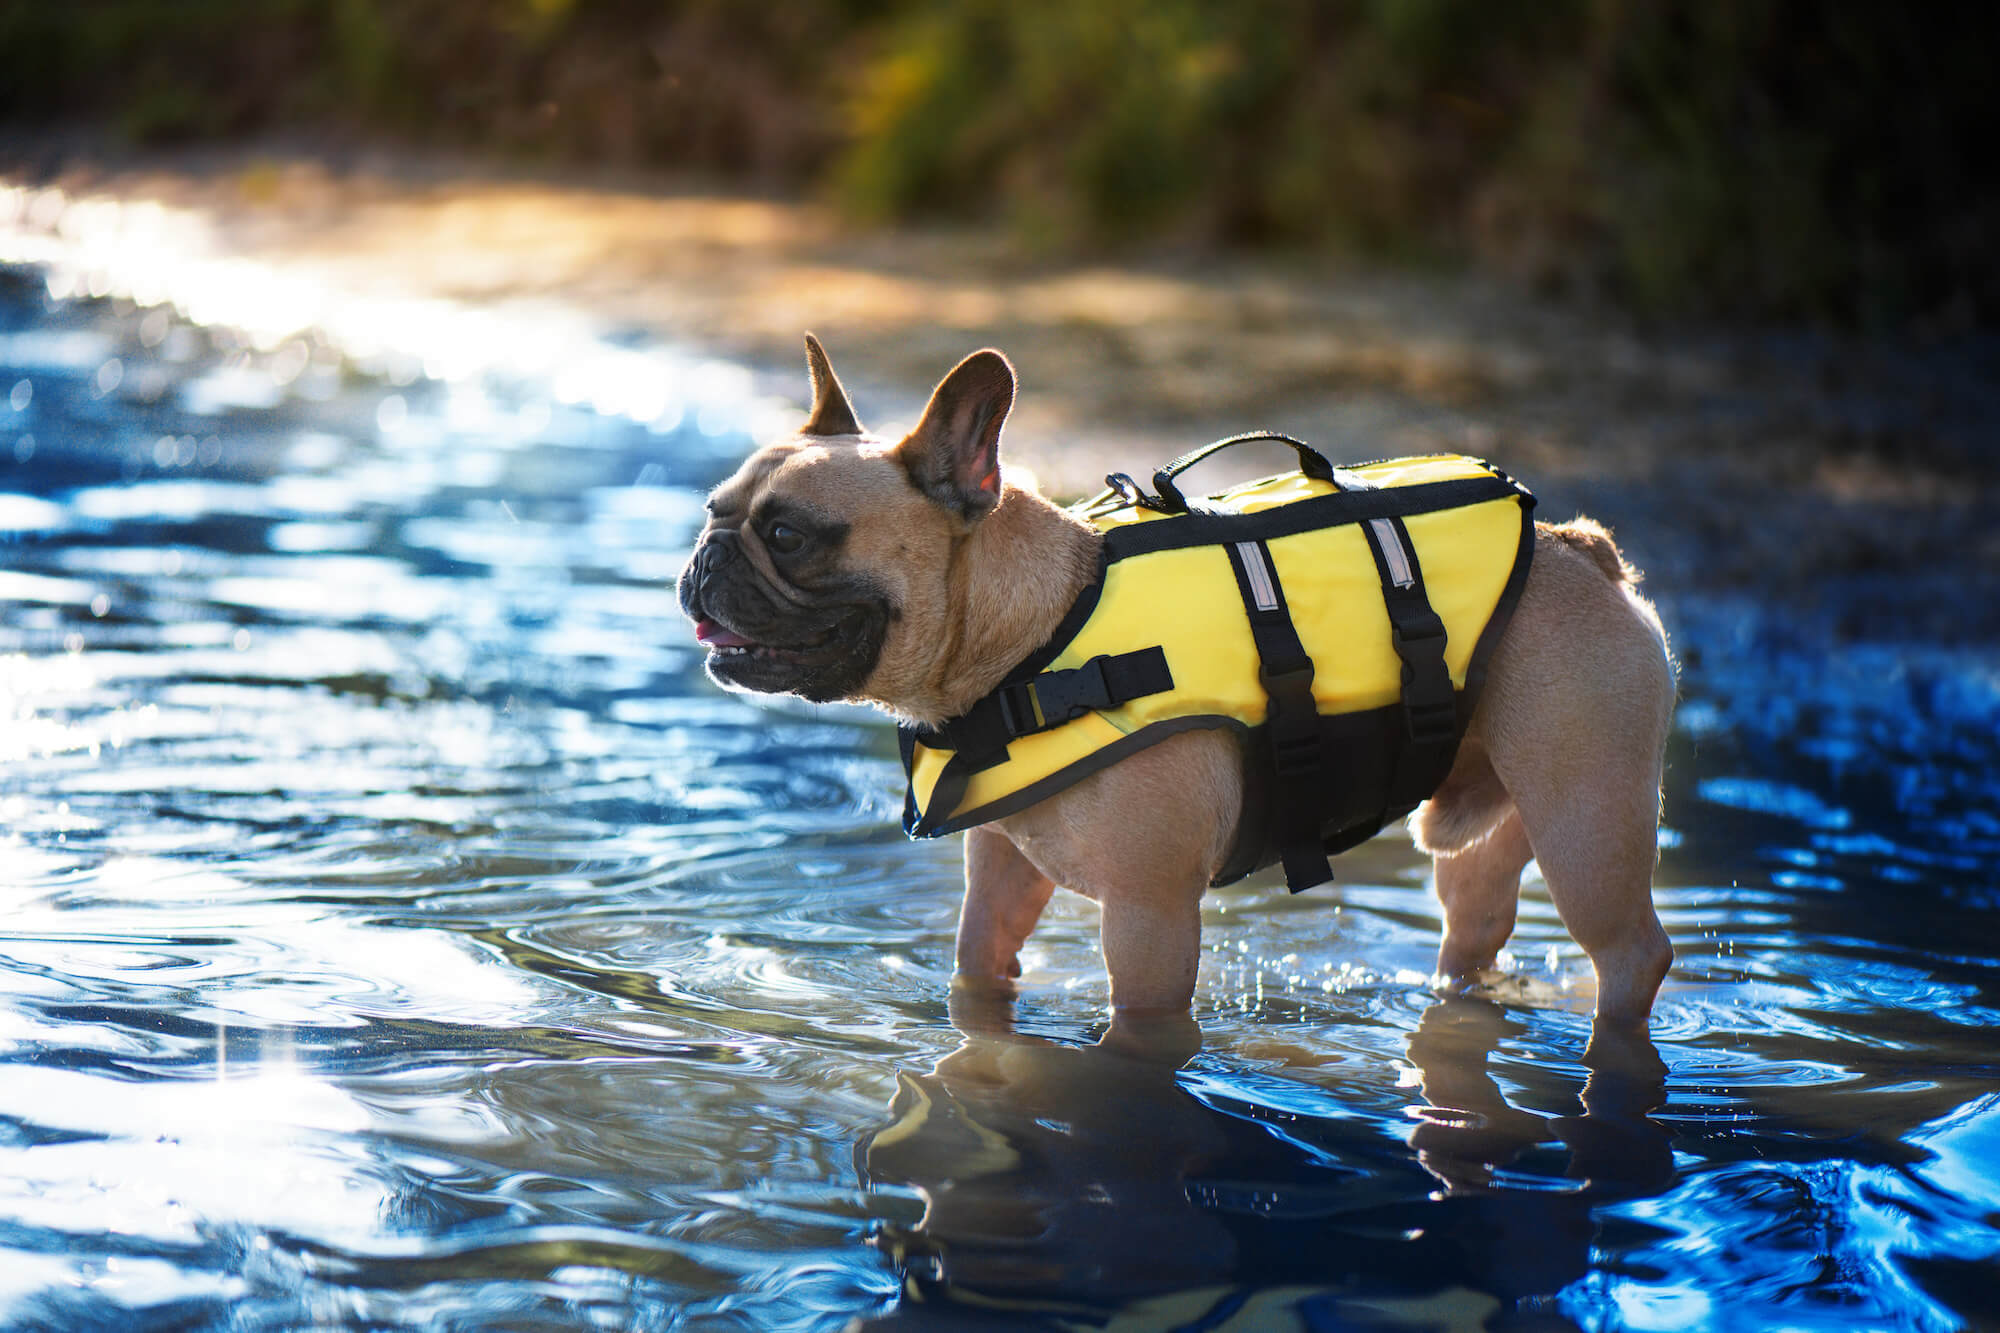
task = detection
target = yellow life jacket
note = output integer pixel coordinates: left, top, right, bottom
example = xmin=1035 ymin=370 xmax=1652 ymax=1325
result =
xmin=899 ymin=437 xmax=1536 ymax=890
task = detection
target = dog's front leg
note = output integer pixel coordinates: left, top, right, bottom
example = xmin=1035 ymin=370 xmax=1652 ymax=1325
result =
xmin=1098 ymin=874 xmax=1205 ymax=1013
xmin=955 ymin=824 xmax=1055 ymax=989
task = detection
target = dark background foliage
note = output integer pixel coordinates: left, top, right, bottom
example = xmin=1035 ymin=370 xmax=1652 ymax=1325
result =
xmin=2 ymin=0 xmax=1993 ymax=327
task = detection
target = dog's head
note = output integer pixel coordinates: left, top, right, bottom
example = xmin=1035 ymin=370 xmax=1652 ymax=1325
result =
xmin=678 ymin=334 xmax=1017 ymax=707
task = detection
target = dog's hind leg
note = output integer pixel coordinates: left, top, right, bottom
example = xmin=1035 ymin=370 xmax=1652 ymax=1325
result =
xmin=1431 ymin=811 xmax=1535 ymax=984
xmin=1504 ymin=751 xmax=1672 ymax=1024
xmin=1417 ymin=743 xmax=1534 ymax=983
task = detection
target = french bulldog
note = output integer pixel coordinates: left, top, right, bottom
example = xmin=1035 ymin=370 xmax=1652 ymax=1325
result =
xmin=679 ymin=336 xmax=1675 ymax=1023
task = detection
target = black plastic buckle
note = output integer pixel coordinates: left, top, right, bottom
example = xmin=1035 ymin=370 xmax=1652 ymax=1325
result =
xmin=997 ymin=656 xmax=1117 ymax=736
xmin=1389 ymin=607 xmax=1454 ymax=745
xmin=1405 ymin=697 xmax=1459 ymax=746
xmin=1259 ymin=663 xmax=1321 ymax=774
xmin=994 ymin=682 xmax=1039 ymax=736
xmin=1393 ymin=607 xmax=1448 ymax=647
xmin=1259 ymin=661 xmax=1316 ymax=705
xmin=1271 ymin=729 xmax=1323 ymax=779
xmin=1033 ymin=656 xmax=1116 ymax=727
xmin=1104 ymin=473 xmax=1170 ymax=512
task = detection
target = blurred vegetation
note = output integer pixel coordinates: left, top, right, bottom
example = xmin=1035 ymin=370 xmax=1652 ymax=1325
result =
xmin=1 ymin=0 xmax=1992 ymax=327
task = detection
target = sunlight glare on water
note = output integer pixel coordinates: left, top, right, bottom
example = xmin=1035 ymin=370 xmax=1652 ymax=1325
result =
xmin=0 ymin=194 xmax=1997 ymax=1330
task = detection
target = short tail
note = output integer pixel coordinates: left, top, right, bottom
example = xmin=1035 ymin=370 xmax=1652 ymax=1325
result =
xmin=1541 ymin=517 xmax=1639 ymax=585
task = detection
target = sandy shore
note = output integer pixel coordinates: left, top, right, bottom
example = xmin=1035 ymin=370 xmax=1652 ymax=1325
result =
xmin=4 ymin=144 xmax=1995 ymax=626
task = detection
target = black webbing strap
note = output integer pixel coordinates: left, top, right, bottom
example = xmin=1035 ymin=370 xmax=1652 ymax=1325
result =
xmin=897 ymin=724 xmax=923 ymax=833
xmin=917 ymin=645 xmax=1175 ymax=769
xmin=1359 ymin=515 xmax=1462 ymax=809
xmin=1222 ymin=537 xmax=1334 ymax=892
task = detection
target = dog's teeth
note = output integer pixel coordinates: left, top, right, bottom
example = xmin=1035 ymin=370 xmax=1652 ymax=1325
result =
xmin=710 ymin=640 xmax=820 ymax=661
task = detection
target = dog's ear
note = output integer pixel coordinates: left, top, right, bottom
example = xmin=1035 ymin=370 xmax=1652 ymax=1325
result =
xmin=899 ymin=349 xmax=1015 ymax=522
xmin=801 ymin=332 xmax=864 ymax=437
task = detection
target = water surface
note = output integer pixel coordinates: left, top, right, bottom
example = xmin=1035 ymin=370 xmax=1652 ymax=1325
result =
xmin=1 ymin=235 xmax=1997 ymax=1330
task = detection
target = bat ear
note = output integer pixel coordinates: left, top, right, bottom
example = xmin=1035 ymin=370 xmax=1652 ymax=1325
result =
xmin=897 ymin=349 xmax=1014 ymax=522
xmin=801 ymin=332 xmax=864 ymax=437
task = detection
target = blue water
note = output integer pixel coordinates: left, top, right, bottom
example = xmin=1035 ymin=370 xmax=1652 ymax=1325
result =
xmin=1 ymin=258 xmax=1997 ymax=1331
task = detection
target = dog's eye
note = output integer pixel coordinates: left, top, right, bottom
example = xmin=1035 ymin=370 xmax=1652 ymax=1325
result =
xmin=765 ymin=521 xmax=808 ymax=555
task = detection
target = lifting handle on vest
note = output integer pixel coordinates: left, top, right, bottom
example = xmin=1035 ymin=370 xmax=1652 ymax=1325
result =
xmin=1151 ymin=432 xmax=1336 ymax=515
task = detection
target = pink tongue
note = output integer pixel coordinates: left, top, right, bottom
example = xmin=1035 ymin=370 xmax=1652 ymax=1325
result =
xmin=695 ymin=619 xmax=753 ymax=649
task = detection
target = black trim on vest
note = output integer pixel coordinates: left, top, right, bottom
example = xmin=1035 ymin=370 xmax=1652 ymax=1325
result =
xmin=1462 ymin=467 xmax=1537 ymax=711
xmin=897 ymin=723 xmax=921 ymax=834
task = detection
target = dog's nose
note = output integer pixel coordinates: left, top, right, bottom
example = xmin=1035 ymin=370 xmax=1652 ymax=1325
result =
xmin=679 ymin=533 xmax=734 ymax=615
xmin=690 ymin=534 xmax=737 ymax=586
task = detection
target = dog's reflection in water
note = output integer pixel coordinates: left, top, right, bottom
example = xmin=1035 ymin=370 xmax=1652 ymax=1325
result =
xmin=1403 ymin=1000 xmax=1672 ymax=1201
xmin=856 ymin=996 xmax=1670 ymax=1330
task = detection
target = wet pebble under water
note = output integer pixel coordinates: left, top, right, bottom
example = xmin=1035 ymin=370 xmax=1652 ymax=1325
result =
xmin=0 ymin=254 xmax=1997 ymax=1331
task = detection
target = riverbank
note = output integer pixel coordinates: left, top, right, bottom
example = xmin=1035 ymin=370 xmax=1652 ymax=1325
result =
xmin=5 ymin=143 xmax=1996 ymax=636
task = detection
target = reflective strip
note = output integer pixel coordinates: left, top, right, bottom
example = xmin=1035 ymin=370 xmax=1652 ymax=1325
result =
xmin=1368 ymin=518 xmax=1415 ymax=589
xmin=1234 ymin=541 xmax=1279 ymax=611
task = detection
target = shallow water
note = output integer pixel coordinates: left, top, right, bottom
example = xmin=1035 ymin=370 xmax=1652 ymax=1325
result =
xmin=1 ymin=238 xmax=1997 ymax=1332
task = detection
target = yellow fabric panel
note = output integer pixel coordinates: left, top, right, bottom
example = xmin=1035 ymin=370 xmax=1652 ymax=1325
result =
xmin=1403 ymin=499 xmax=1519 ymax=681
xmin=910 ymin=721 xmax=1121 ymax=812
xmin=1052 ymin=547 xmax=1266 ymax=723
xmin=908 ymin=735 xmax=949 ymax=812
xmin=932 ymin=546 xmax=1264 ymax=814
xmin=1265 ymin=520 xmax=1402 ymax=712
xmin=1347 ymin=454 xmax=1499 ymax=488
